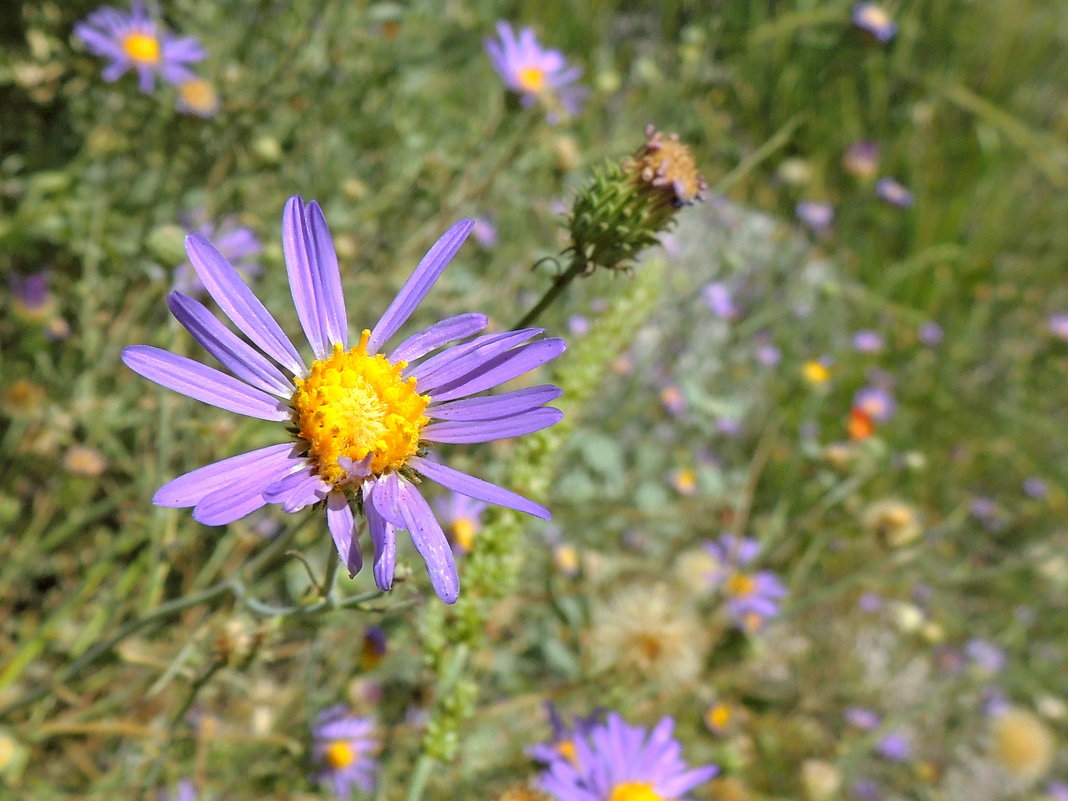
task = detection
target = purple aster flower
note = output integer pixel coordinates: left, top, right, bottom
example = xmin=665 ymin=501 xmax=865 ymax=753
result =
xmin=11 ymin=272 xmax=54 ymax=320
xmin=529 ymin=703 xmax=603 ymax=767
xmin=73 ymin=1 xmax=205 ymax=93
xmin=157 ymin=780 xmax=197 ymax=801
xmin=875 ymin=177 xmax=914 ymax=208
xmin=796 ymin=201 xmax=835 ymax=234
xmin=845 ymin=706 xmax=882 ymax=731
xmin=875 ymin=731 xmax=911 ymax=762
xmin=852 ymin=3 xmax=898 ymax=43
xmin=122 ymin=196 xmax=566 ymax=604
xmin=965 ymin=639 xmax=1006 ymax=675
xmin=311 ymin=706 xmax=377 ymax=797
xmin=1048 ymin=313 xmax=1068 ymax=341
xmin=434 ymin=491 xmax=487 ymax=553
xmin=853 ymin=386 xmax=895 ymax=422
xmin=843 ymin=141 xmax=880 ymax=180
xmin=918 ymin=321 xmax=943 ymax=346
xmin=359 ymin=625 xmax=387 ymax=669
xmin=701 ymin=282 xmax=740 ymax=319
xmin=485 ymin=22 xmax=586 ymax=122
xmin=1023 ymin=477 xmax=1048 ymax=499
xmin=174 ymin=214 xmax=262 ymax=296
xmin=852 ymin=329 xmax=884 ymax=353
xmin=538 ymin=712 xmax=718 ymax=801
xmin=705 ymin=535 xmax=787 ymax=632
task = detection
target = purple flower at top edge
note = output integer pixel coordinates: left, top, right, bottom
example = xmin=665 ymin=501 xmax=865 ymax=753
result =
xmin=705 ymin=535 xmax=787 ymax=632
xmin=701 ymin=281 xmax=740 ymax=320
xmin=918 ymin=321 xmax=943 ymax=346
xmin=74 ymin=1 xmax=205 ymax=93
xmin=852 ymin=3 xmax=898 ymax=43
xmin=485 ymin=21 xmax=586 ymax=122
xmin=311 ymin=706 xmax=378 ymax=798
xmin=1048 ymin=313 xmax=1068 ymax=342
xmin=852 ymin=329 xmax=884 ymax=353
xmin=876 ymin=177 xmax=914 ymax=208
xmin=796 ymin=200 xmax=835 ymax=234
xmin=875 ymin=731 xmax=912 ymax=762
xmin=174 ymin=214 xmax=262 ymax=297
xmin=157 ymin=780 xmax=197 ymax=801
xmin=844 ymin=141 xmax=880 ymax=180
xmin=853 ymin=386 xmax=895 ymax=422
xmin=122 ymin=196 xmax=566 ymax=604
xmin=538 ymin=712 xmax=719 ymax=801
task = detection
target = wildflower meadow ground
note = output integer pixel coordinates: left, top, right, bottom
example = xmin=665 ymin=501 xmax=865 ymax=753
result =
xmin=2 ymin=1 xmax=1067 ymax=799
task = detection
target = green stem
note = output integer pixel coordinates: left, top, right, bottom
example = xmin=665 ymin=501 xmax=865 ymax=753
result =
xmin=511 ymin=256 xmax=587 ymax=330
xmin=404 ymin=644 xmax=470 ymax=801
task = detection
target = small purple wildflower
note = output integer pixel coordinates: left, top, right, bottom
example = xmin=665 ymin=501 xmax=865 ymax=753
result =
xmin=659 ymin=384 xmax=686 ymax=417
xmin=965 ymin=639 xmax=1006 ymax=675
xmin=843 ymin=141 xmax=880 ymax=180
xmin=311 ymin=706 xmax=377 ymax=798
xmin=858 ymin=592 xmax=883 ymax=613
xmin=1047 ymin=313 xmax=1068 ymax=342
xmin=876 ymin=177 xmax=914 ymax=208
xmin=853 ymin=386 xmax=895 ymax=422
xmin=538 ymin=713 xmax=719 ymax=801
xmin=529 ymin=703 xmax=603 ymax=766
xmin=852 ymin=329 xmax=884 ymax=353
xmin=1047 ymin=781 xmax=1068 ymax=801
xmin=1023 ymin=477 xmax=1048 ymax=499
xmin=796 ymin=200 xmax=835 ymax=234
xmin=702 ymin=281 xmax=740 ymax=320
xmin=567 ymin=314 xmax=590 ymax=337
xmin=851 ymin=778 xmax=883 ymax=801
xmin=74 ymin=1 xmax=205 ymax=93
xmin=173 ymin=214 xmax=262 ymax=297
xmin=845 ymin=706 xmax=882 ymax=731
xmin=157 ymin=780 xmax=197 ymax=801
xmin=852 ymin=3 xmax=898 ymax=43
xmin=918 ymin=321 xmax=943 ymax=346
xmin=754 ymin=335 xmax=782 ymax=367
xmin=122 ymin=196 xmax=565 ymax=604
xmin=434 ymin=491 xmax=487 ymax=554
xmin=11 ymin=272 xmax=53 ymax=319
xmin=981 ymin=685 xmax=1010 ymax=717
xmin=471 ymin=215 xmax=498 ymax=249
xmin=359 ymin=625 xmax=387 ymax=669
xmin=875 ymin=731 xmax=912 ymax=762
xmin=485 ymin=22 xmax=586 ymax=122
xmin=705 ymin=535 xmax=787 ymax=632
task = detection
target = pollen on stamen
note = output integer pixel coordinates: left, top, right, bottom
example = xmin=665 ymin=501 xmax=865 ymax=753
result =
xmin=291 ymin=330 xmax=430 ymax=487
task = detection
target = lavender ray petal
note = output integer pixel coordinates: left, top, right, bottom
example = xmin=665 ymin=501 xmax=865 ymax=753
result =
xmin=366 ymin=473 xmax=406 ymax=527
xmin=263 ymin=465 xmax=316 ymax=503
xmin=364 ymin=494 xmax=397 ymax=591
xmin=396 ymin=481 xmax=459 ymax=604
xmin=366 ymin=219 xmax=474 ymax=354
xmin=122 ymin=346 xmax=289 ymax=421
xmin=421 ymin=407 xmax=562 ymax=443
xmin=427 ymin=385 xmax=562 ymax=421
xmin=281 ymin=196 xmax=331 ymax=358
xmin=185 ymin=233 xmax=304 ymax=374
xmin=658 ymin=765 xmax=721 ymax=797
xmin=408 ymin=456 xmax=550 ymax=519
xmin=327 ymin=491 xmax=362 ymax=577
xmin=410 ymin=328 xmax=543 ymax=392
xmin=192 ymin=459 xmax=304 ymax=526
xmin=424 ymin=338 xmax=566 ymax=403
xmin=153 ymin=443 xmax=298 ymax=507
xmin=168 ymin=292 xmax=293 ymax=397
xmin=307 ymin=201 xmax=348 ymax=349
xmin=277 ymin=472 xmax=330 ymax=514
xmin=390 ymin=313 xmax=488 ymax=364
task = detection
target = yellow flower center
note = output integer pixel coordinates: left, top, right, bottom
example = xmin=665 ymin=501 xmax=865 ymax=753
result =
xmin=451 ymin=517 xmax=477 ymax=551
xmin=705 ymin=702 xmax=732 ymax=732
xmin=518 ymin=66 xmax=547 ymax=93
xmin=556 ymin=739 xmax=578 ymax=764
xmin=629 ymin=128 xmax=704 ymax=204
xmin=291 ymin=330 xmax=429 ymax=487
xmin=122 ymin=32 xmax=161 ymax=64
xmin=802 ymin=360 xmax=830 ymax=385
xmin=608 ymin=782 xmax=665 ymax=801
xmin=325 ymin=739 xmax=355 ymax=769
xmin=179 ymin=79 xmax=218 ymax=113
xmin=726 ymin=572 xmax=755 ymax=598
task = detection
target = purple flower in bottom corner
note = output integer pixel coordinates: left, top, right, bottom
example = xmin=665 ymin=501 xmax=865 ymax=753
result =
xmin=529 ymin=703 xmax=603 ymax=767
xmin=174 ymin=214 xmax=262 ymax=296
xmin=705 ymin=535 xmax=787 ymax=632
xmin=312 ymin=706 xmax=377 ymax=798
xmin=538 ymin=713 xmax=718 ymax=801
xmin=74 ymin=1 xmax=205 ymax=94
xmin=485 ymin=21 xmax=586 ymax=122
xmin=122 ymin=196 xmax=566 ymax=604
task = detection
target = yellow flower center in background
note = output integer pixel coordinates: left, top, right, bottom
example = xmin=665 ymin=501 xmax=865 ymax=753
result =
xmin=292 ymin=330 xmax=429 ymax=486
xmin=451 ymin=517 xmax=477 ymax=550
xmin=608 ymin=782 xmax=665 ymax=801
xmin=518 ymin=66 xmax=547 ymax=93
xmin=325 ymin=739 xmax=355 ymax=769
xmin=705 ymin=702 xmax=732 ymax=732
xmin=726 ymin=572 xmax=755 ymax=598
xmin=802 ymin=360 xmax=830 ymax=385
xmin=556 ymin=739 xmax=578 ymax=764
xmin=179 ymin=79 xmax=218 ymax=114
xmin=122 ymin=32 xmax=161 ymax=63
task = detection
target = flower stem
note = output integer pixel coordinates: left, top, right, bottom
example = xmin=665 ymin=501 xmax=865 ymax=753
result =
xmin=512 ymin=256 xmax=587 ymax=330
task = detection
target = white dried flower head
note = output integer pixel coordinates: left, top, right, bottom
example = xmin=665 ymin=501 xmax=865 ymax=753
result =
xmin=988 ymin=708 xmax=1055 ymax=786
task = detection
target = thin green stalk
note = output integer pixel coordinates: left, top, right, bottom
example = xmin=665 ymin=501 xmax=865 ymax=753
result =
xmin=511 ymin=257 xmax=587 ymax=330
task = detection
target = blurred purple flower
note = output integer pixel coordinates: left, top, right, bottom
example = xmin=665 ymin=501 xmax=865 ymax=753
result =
xmin=1047 ymin=313 xmax=1068 ymax=341
xmin=858 ymin=592 xmax=883 ymax=613
xmin=845 ymin=706 xmax=882 ymax=731
xmin=918 ymin=321 xmax=943 ymax=346
xmin=853 ymin=386 xmax=895 ymax=422
xmin=851 ymin=778 xmax=883 ymax=800
xmin=485 ymin=22 xmax=586 ymax=122
xmin=852 ymin=330 xmax=884 ymax=353
xmin=702 ymin=281 xmax=740 ymax=320
xmin=174 ymin=214 xmax=262 ymax=297
xmin=875 ymin=731 xmax=911 ymax=762
xmin=876 ymin=177 xmax=914 ymax=208
xmin=74 ymin=1 xmax=205 ymax=93
xmin=965 ymin=639 xmax=1006 ymax=675
xmin=311 ymin=706 xmax=377 ymax=798
xmin=157 ymin=780 xmax=197 ymax=801
xmin=538 ymin=713 xmax=718 ymax=801
xmin=843 ymin=141 xmax=880 ymax=180
xmin=1023 ymin=477 xmax=1048 ymax=499
xmin=796 ymin=200 xmax=835 ymax=234
xmin=529 ymin=703 xmax=603 ymax=766
xmin=471 ymin=215 xmax=498 ymax=249
xmin=1047 ymin=781 xmax=1068 ymax=801
xmin=659 ymin=384 xmax=686 ymax=417
xmin=434 ymin=491 xmax=487 ymax=554
xmin=852 ymin=3 xmax=898 ymax=43
xmin=567 ymin=314 xmax=590 ymax=336
xmin=705 ymin=535 xmax=787 ymax=632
